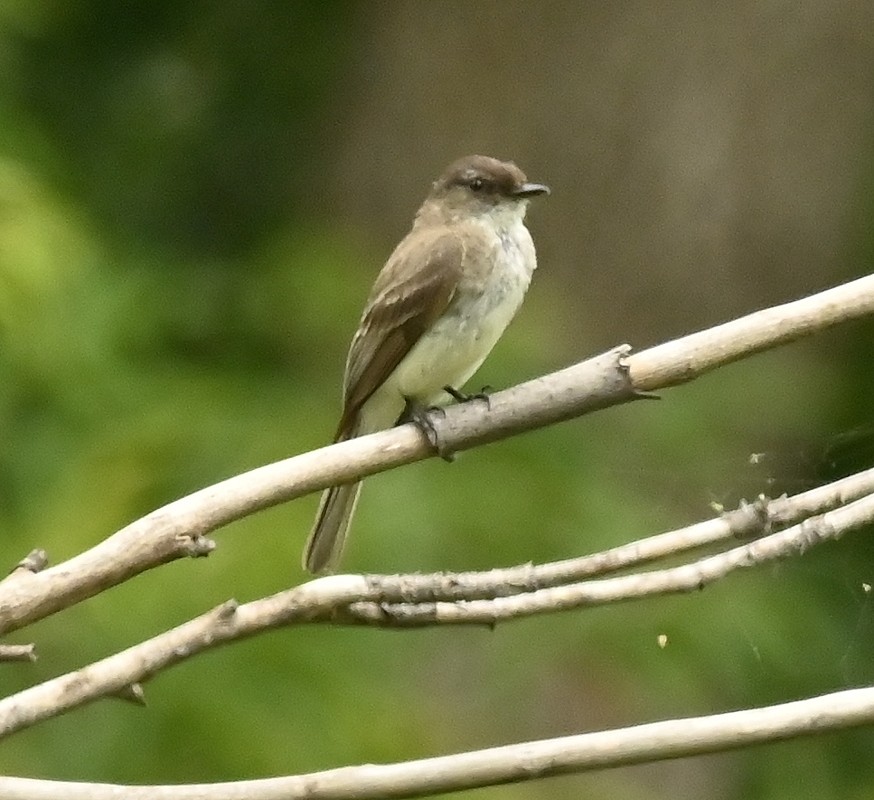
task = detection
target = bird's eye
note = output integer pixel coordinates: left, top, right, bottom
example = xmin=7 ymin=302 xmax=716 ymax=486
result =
xmin=469 ymin=177 xmax=484 ymax=191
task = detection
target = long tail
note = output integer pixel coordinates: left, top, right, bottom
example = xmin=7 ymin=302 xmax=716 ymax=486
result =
xmin=302 ymin=480 xmax=363 ymax=574
xmin=303 ymin=395 xmax=397 ymax=573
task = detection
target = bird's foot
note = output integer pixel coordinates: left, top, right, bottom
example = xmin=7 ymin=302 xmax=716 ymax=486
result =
xmin=402 ymin=398 xmax=455 ymax=462
xmin=443 ymin=384 xmax=492 ymax=409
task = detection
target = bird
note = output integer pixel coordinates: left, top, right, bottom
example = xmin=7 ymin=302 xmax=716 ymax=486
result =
xmin=302 ymin=154 xmax=549 ymax=573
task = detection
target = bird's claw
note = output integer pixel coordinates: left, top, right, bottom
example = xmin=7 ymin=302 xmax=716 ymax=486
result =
xmin=443 ymin=384 xmax=492 ymax=409
xmin=402 ymin=398 xmax=455 ymax=461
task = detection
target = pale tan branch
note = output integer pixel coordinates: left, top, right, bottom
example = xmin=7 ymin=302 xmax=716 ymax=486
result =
xmin=2 ymin=685 xmax=874 ymax=800
xmin=1 ymin=476 xmax=870 ymax=739
xmin=0 ymin=645 xmax=36 ymax=663
xmin=628 ymin=272 xmax=874 ymax=390
xmin=360 ymin=466 xmax=874 ymax=599
xmin=1 ymin=274 xmax=872 ymax=637
xmin=344 ymin=489 xmax=874 ymax=626
xmin=0 ymin=347 xmax=634 ymax=636
xmin=0 ymin=579 xmax=369 ymax=738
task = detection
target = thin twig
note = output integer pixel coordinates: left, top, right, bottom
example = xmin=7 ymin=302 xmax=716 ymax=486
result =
xmin=341 ymin=489 xmax=874 ymax=626
xmin=0 ymin=645 xmax=36 ymax=663
xmin=351 ymin=467 xmax=874 ymax=602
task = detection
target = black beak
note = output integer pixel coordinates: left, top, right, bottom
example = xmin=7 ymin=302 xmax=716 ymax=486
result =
xmin=513 ymin=182 xmax=550 ymax=198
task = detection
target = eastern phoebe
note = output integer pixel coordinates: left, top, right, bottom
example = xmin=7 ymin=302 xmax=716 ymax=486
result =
xmin=303 ymin=154 xmax=549 ymax=573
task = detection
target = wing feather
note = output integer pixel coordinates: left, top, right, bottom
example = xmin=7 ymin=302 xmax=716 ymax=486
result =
xmin=335 ymin=231 xmax=464 ymax=437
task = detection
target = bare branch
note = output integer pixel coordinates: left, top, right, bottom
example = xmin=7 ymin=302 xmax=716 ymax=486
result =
xmin=1 ymin=274 xmax=872 ymax=637
xmin=362 ymin=466 xmax=874 ymax=598
xmin=1 ymin=474 xmax=871 ymax=739
xmin=628 ymin=272 xmax=874 ymax=390
xmin=341 ymin=488 xmax=874 ymax=626
xmin=2 ymin=685 xmax=874 ymax=799
xmin=0 ymin=348 xmax=634 ymax=636
xmin=0 ymin=588 xmax=364 ymax=738
xmin=0 ymin=645 xmax=36 ymax=663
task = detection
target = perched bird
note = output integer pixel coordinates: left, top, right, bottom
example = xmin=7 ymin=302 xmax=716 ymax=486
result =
xmin=303 ymin=155 xmax=549 ymax=573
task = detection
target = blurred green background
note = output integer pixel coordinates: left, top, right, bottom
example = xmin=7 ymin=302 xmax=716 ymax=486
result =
xmin=1 ymin=2 xmax=874 ymax=797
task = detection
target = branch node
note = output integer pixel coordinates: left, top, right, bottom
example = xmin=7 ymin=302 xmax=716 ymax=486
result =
xmin=614 ymin=343 xmax=634 ymax=380
xmin=616 ymin=344 xmax=660 ymax=402
xmin=725 ymin=496 xmax=772 ymax=539
xmin=0 ymin=550 xmax=51 ymax=593
xmin=216 ymin=599 xmax=239 ymax=620
xmin=614 ymin=343 xmax=634 ymax=369
xmin=177 ymin=534 xmax=216 ymax=558
xmin=797 ymin=518 xmax=833 ymax=554
xmin=9 ymin=550 xmax=49 ymax=577
xmin=113 ymin=683 xmax=146 ymax=706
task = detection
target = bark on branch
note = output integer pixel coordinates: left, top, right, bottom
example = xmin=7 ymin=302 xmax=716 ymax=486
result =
xmin=1 ymin=470 xmax=871 ymax=740
xmin=1 ymin=273 xmax=872 ymax=637
xmin=2 ymin=686 xmax=874 ymax=800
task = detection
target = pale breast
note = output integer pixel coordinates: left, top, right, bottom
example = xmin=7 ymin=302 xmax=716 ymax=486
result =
xmin=384 ymin=216 xmax=536 ymax=405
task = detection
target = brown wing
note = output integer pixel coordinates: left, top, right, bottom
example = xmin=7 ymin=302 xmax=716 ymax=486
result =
xmin=335 ymin=230 xmax=464 ymax=437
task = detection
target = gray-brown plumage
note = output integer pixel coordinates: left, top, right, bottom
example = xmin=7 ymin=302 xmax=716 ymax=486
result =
xmin=303 ymin=155 xmax=549 ymax=573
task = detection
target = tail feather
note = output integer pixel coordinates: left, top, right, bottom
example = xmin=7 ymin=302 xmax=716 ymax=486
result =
xmin=302 ymin=481 xmax=363 ymax=574
xmin=303 ymin=399 xmax=392 ymax=574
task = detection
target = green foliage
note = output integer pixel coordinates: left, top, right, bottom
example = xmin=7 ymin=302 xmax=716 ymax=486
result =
xmin=0 ymin=4 xmax=873 ymax=799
